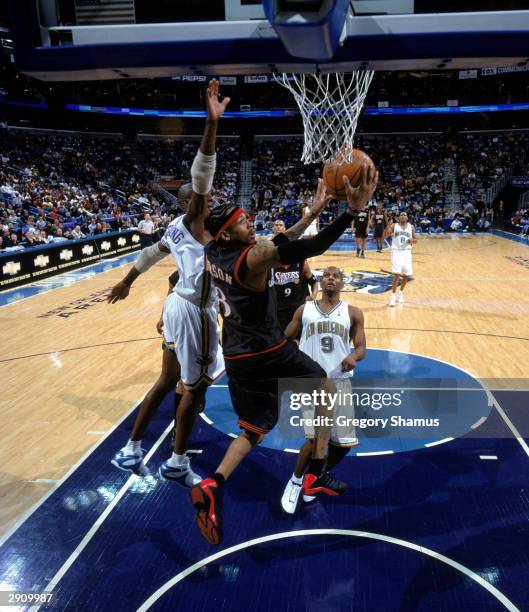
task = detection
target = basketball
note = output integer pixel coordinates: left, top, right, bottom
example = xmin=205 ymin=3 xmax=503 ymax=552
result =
xmin=322 ymin=149 xmax=376 ymax=199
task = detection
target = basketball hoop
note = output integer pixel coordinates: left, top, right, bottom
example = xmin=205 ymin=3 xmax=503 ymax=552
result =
xmin=273 ymin=71 xmax=374 ymax=165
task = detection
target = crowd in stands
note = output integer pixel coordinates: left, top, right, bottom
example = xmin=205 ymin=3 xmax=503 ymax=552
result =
xmin=457 ymin=131 xmax=529 ymax=210
xmin=0 ymin=129 xmax=242 ymax=252
xmin=139 ymin=137 xmax=240 ymax=207
xmin=251 ymin=135 xmax=451 ymax=233
xmin=0 ymin=129 xmax=172 ymax=251
xmin=249 ymin=132 xmax=529 ymax=235
xmin=2 ymin=126 xmax=529 ymax=255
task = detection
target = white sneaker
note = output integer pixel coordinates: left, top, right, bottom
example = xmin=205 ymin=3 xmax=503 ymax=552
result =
xmin=281 ymin=478 xmax=303 ymax=514
xmin=111 ymin=447 xmax=144 ymax=473
xmin=397 ymin=291 xmax=404 ymax=304
xmin=159 ymin=456 xmax=202 ymax=487
xmin=388 ymin=294 xmax=396 ymax=307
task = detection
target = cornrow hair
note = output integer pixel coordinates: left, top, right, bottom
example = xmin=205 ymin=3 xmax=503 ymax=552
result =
xmin=205 ymin=204 xmax=242 ymax=241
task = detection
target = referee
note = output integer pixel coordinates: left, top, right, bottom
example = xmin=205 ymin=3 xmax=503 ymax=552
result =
xmin=138 ymin=213 xmax=155 ymax=248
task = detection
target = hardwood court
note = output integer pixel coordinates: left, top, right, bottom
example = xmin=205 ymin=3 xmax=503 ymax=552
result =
xmin=1 ymin=233 xmax=528 ymax=536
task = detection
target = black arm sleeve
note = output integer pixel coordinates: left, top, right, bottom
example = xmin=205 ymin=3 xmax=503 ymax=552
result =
xmin=272 ymin=232 xmax=290 ymax=246
xmin=277 ymin=211 xmax=355 ymax=265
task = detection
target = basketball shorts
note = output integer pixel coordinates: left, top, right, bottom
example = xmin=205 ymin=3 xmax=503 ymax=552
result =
xmin=373 ymin=226 xmax=384 ymax=238
xmin=304 ymin=224 xmax=318 ymax=237
xmin=355 ymin=227 xmax=368 ymax=239
xmin=162 ymin=292 xmax=225 ymax=389
xmin=391 ymin=249 xmax=413 ymax=276
xmin=225 ymin=340 xmax=326 ymax=435
xmin=300 ymin=377 xmax=358 ymax=446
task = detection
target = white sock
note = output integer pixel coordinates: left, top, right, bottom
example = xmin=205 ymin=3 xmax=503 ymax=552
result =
xmin=291 ymin=473 xmax=303 ymax=485
xmin=125 ymin=440 xmax=141 ymax=453
xmin=167 ymin=452 xmax=186 ymax=468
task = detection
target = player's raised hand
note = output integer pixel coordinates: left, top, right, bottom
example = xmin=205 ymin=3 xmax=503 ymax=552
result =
xmin=107 ymin=281 xmax=130 ymax=304
xmin=206 ymin=79 xmax=231 ymax=122
xmin=343 ymin=163 xmax=378 ymax=213
xmin=309 ymin=178 xmax=334 ymax=216
xmin=341 ymin=353 xmax=357 ymax=373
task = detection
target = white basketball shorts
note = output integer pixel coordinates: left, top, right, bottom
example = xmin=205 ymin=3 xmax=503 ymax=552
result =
xmin=391 ymin=249 xmax=413 ymax=277
xmin=162 ymin=292 xmax=224 ymax=389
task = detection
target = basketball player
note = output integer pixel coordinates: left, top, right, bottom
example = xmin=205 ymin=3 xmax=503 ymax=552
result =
xmin=189 ymin=166 xmax=377 ymax=545
xmin=371 ymin=204 xmax=388 ymax=253
xmin=386 ymin=211 xmax=417 ymax=307
xmin=107 ymin=79 xmax=229 ymax=484
xmin=272 ymin=219 xmax=319 ymax=333
xmin=281 ymin=265 xmax=366 ymax=514
xmin=352 ymin=208 xmax=369 ymax=257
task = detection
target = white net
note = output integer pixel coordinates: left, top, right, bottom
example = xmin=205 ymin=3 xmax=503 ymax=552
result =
xmin=273 ymin=71 xmax=375 ymax=165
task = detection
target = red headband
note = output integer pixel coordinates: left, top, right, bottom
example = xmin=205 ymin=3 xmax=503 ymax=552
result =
xmin=214 ymin=208 xmax=245 ymax=241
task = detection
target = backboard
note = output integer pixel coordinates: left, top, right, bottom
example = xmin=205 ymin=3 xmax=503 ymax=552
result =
xmin=7 ymin=0 xmax=529 ymax=81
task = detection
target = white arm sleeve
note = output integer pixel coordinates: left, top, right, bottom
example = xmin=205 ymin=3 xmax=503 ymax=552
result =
xmin=133 ymin=243 xmax=168 ymax=273
xmin=191 ymin=150 xmax=216 ymax=195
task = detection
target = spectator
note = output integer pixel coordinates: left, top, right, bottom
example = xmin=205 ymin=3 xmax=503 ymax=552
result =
xmin=71 ymin=225 xmax=86 ymax=240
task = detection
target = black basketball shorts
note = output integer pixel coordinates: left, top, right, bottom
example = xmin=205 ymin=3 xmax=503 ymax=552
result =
xmin=225 ymin=340 xmax=326 ymax=435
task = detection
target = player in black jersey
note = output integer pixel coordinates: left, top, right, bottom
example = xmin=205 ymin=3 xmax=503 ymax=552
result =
xmin=371 ymin=204 xmax=388 ymax=253
xmin=189 ymin=168 xmax=378 ymax=545
xmin=272 ymin=219 xmax=318 ymax=333
xmin=352 ymin=209 xmax=369 ymax=258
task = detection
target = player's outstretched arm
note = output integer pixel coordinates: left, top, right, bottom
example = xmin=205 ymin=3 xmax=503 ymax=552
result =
xmin=186 ymin=79 xmax=230 ymax=241
xmin=285 ymin=304 xmax=305 ymax=340
xmin=303 ymin=261 xmax=319 ymax=300
xmin=107 ymin=242 xmax=170 ymax=303
xmin=341 ymin=307 xmax=366 ymax=372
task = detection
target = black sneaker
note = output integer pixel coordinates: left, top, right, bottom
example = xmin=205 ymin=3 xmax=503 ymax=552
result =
xmin=190 ymin=477 xmax=223 ymax=545
xmin=303 ymin=471 xmax=347 ymax=497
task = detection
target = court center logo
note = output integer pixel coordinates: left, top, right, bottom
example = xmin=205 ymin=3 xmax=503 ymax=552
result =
xmin=313 ymin=266 xmax=396 ymax=294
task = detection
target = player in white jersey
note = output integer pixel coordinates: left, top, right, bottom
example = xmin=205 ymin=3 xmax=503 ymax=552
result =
xmin=386 ymin=211 xmax=417 ymax=307
xmin=106 ymin=79 xmax=230 ymax=484
xmin=280 ymin=266 xmax=367 ymax=514
xmin=302 ymin=202 xmax=319 ymax=237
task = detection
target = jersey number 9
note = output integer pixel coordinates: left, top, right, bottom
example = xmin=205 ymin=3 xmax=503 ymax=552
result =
xmin=321 ymin=336 xmax=334 ymax=353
